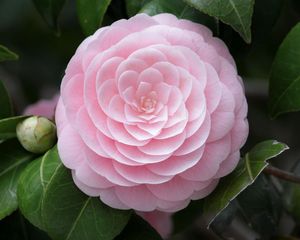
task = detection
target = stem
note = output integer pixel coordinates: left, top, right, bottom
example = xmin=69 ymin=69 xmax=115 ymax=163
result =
xmin=264 ymin=166 xmax=300 ymax=184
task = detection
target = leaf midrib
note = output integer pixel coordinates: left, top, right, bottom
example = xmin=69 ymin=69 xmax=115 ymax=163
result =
xmin=65 ymin=197 xmax=92 ymax=240
xmin=228 ymin=0 xmax=247 ymax=37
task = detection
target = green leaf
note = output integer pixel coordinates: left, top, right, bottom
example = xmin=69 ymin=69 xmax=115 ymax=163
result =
xmin=76 ymin=0 xmax=112 ymax=35
xmin=115 ymin=214 xmax=163 ymax=240
xmin=0 ymin=140 xmax=34 ymax=220
xmin=183 ymin=0 xmax=255 ymax=43
xmin=269 ymin=23 xmax=300 ymax=118
xmin=18 ymin=146 xmax=131 ymax=240
xmin=203 ymin=140 xmax=288 ymax=226
xmin=140 ymin=0 xmax=218 ymax=31
xmin=17 ymin=147 xmax=61 ymax=230
xmin=0 ymin=45 xmax=18 ymax=62
xmin=237 ymin=175 xmax=282 ymax=238
xmin=0 ymin=80 xmax=13 ymax=119
xmin=0 ymin=116 xmax=28 ymax=140
xmin=125 ymin=0 xmax=151 ymax=16
xmin=32 ymin=0 xmax=66 ymax=30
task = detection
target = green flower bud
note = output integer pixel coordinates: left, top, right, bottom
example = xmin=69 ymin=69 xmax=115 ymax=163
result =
xmin=16 ymin=116 xmax=57 ymax=154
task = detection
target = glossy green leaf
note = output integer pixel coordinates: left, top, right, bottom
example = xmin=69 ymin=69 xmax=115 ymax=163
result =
xmin=269 ymin=23 xmax=300 ymax=118
xmin=0 ymin=140 xmax=34 ymax=220
xmin=76 ymin=0 xmax=112 ymax=35
xmin=237 ymin=176 xmax=282 ymax=238
xmin=0 ymin=116 xmax=28 ymax=140
xmin=140 ymin=0 xmax=217 ymax=31
xmin=18 ymin=146 xmax=131 ymax=240
xmin=17 ymin=147 xmax=61 ymax=230
xmin=32 ymin=0 xmax=66 ymax=30
xmin=183 ymin=0 xmax=255 ymax=43
xmin=203 ymin=140 xmax=288 ymax=226
xmin=0 ymin=45 xmax=18 ymax=62
xmin=115 ymin=214 xmax=163 ymax=240
xmin=0 ymin=80 xmax=13 ymax=119
xmin=125 ymin=0 xmax=151 ymax=16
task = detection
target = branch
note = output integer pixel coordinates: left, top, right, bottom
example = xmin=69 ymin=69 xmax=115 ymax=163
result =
xmin=264 ymin=166 xmax=300 ymax=184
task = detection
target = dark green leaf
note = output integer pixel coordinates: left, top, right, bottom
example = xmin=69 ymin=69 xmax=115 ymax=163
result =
xmin=19 ymin=146 xmax=131 ymax=239
xmin=237 ymin=175 xmax=282 ymax=238
xmin=210 ymin=200 xmax=238 ymax=235
xmin=125 ymin=0 xmax=151 ymax=16
xmin=32 ymin=0 xmax=66 ymax=30
xmin=183 ymin=0 xmax=255 ymax=43
xmin=0 ymin=80 xmax=13 ymax=119
xmin=18 ymin=147 xmax=61 ymax=230
xmin=269 ymin=23 xmax=300 ymax=118
xmin=203 ymin=140 xmax=288 ymax=226
xmin=0 ymin=45 xmax=18 ymax=62
xmin=0 ymin=116 xmax=28 ymax=140
xmin=76 ymin=0 xmax=112 ymax=35
xmin=115 ymin=214 xmax=163 ymax=240
xmin=0 ymin=140 xmax=34 ymax=220
xmin=140 ymin=0 xmax=217 ymax=32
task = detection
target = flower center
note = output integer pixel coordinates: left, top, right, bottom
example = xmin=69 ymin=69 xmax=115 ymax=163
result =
xmin=139 ymin=91 xmax=157 ymax=114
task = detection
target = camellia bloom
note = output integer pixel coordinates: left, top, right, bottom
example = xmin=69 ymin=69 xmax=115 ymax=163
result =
xmin=56 ymin=13 xmax=248 ymax=212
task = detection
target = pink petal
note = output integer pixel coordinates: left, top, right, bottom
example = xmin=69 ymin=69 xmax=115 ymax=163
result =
xmin=97 ymin=79 xmax=118 ymax=115
xmin=185 ymin=80 xmax=206 ymax=121
xmin=85 ymin=148 xmax=138 ymax=187
xmin=129 ymin=47 xmax=167 ymax=66
xmin=147 ymin=176 xmax=211 ymax=201
xmin=190 ymin=179 xmax=219 ymax=200
xmin=152 ymin=61 xmax=180 ymax=86
xmin=214 ymin=151 xmax=240 ymax=178
xmin=115 ymin=185 xmax=159 ymax=211
xmin=117 ymin=70 xmax=138 ymax=94
xmin=96 ymin=131 xmax=144 ymax=166
xmin=180 ymin=134 xmax=231 ymax=181
xmin=55 ymin=98 xmax=68 ymax=134
xmin=138 ymin=131 xmax=186 ymax=155
xmin=167 ymin=87 xmax=183 ymax=116
xmin=138 ymin=67 xmax=164 ymax=85
xmin=57 ymin=125 xmax=84 ymax=169
xmin=108 ymin=95 xmax=127 ymax=123
xmin=75 ymin=163 xmax=114 ymax=189
xmin=116 ymin=58 xmax=148 ymax=79
xmin=99 ymin=188 xmax=130 ymax=210
xmin=73 ymin=173 xmax=102 ymax=197
xmin=205 ymin=63 xmax=222 ymax=113
xmin=115 ymin=142 xmax=171 ymax=164
xmin=96 ymin=56 xmax=124 ymax=89
xmin=107 ymin=118 xmax=149 ymax=146
xmin=174 ymin=113 xmax=210 ymax=155
xmin=147 ymin=146 xmax=204 ymax=176
xmin=75 ymin=107 xmax=109 ymax=157
xmin=113 ymin=162 xmax=172 ymax=184
xmin=61 ymin=74 xmax=84 ymax=121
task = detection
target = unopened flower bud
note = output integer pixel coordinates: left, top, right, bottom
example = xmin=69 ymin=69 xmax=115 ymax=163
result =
xmin=16 ymin=116 xmax=57 ymax=154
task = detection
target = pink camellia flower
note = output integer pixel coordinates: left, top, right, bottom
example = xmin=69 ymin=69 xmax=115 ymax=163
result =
xmin=56 ymin=13 xmax=248 ymax=212
xmin=24 ymin=94 xmax=59 ymax=120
